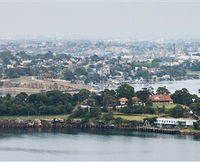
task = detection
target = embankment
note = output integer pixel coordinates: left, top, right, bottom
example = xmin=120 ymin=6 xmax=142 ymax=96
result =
xmin=0 ymin=119 xmax=187 ymax=135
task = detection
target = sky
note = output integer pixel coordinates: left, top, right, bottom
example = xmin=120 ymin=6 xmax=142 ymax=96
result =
xmin=0 ymin=0 xmax=200 ymax=39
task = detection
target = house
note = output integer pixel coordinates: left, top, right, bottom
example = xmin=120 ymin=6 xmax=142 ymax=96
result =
xmin=155 ymin=117 xmax=197 ymax=128
xmin=132 ymin=97 xmax=144 ymax=106
xmin=80 ymin=98 xmax=95 ymax=110
xmin=118 ymin=97 xmax=128 ymax=105
xmin=116 ymin=97 xmax=128 ymax=109
xmin=149 ymin=94 xmax=173 ymax=104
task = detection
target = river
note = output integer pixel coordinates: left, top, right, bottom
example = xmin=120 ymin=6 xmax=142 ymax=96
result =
xmin=0 ymin=128 xmax=200 ymax=161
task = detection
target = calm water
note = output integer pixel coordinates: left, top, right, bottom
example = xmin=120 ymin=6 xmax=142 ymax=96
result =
xmin=101 ymin=79 xmax=200 ymax=96
xmin=0 ymin=128 xmax=200 ymax=161
xmin=132 ymin=79 xmax=200 ymax=96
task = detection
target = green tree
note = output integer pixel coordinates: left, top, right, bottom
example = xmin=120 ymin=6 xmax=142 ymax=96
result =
xmin=15 ymin=92 xmax=28 ymax=102
xmin=73 ymin=89 xmax=91 ymax=103
xmin=116 ymin=84 xmax=135 ymax=99
xmin=102 ymin=112 xmax=114 ymax=124
xmin=169 ymin=105 xmax=187 ymax=118
xmin=87 ymin=107 xmax=101 ymax=118
xmin=113 ymin=117 xmax=124 ymax=125
xmin=101 ymin=89 xmax=116 ymax=109
xmin=136 ymin=88 xmax=151 ymax=102
xmin=64 ymin=69 xmax=75 ymax=81
xmin=75 ymin=67 xmax=88 ymax=76
xmin=151 ymin=58 xmax=161 ymax=67
xmin=190 ymin=103 xmax=200 ymax=115
xmin=171 ymin=88 xmax=199 ymax=106
xmin=156 ymin=86 xmax=170 ymax=95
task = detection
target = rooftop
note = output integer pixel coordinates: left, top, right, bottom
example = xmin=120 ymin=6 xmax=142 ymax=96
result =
xmin=149 ymin=94 xmax=173 ymax=102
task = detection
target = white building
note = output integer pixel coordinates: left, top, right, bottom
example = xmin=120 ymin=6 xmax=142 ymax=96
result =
xmin=155 ymin=118 xmax=197 ymax=127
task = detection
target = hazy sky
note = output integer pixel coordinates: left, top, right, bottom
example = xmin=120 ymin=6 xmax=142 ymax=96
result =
xmin=0 ymin=0 xmax=200 ymax=39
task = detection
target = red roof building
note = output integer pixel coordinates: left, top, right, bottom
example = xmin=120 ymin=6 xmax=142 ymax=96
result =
xmin=132 ymin=97 xmax=141 ymax=102
xmin=118 ymin=97 xmax=128 ymax=105
xmin=149 ymin=94 xmax=173 ymax=104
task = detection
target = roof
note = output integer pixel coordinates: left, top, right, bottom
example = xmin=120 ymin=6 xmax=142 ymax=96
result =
xmin=119 ymin=97 xmax=128 ymax=102
xmin=157 ymin=117 xmax=197 ymax=122
xmin=83 ymin=98 xmax=94 ymax=103
xmin=132 ymin=97 xmax=141 ymax=101
xmin=149 ymin=94 xmax=173 ymax=102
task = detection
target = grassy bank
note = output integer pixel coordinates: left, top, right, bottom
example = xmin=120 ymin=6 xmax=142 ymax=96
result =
xmin=152 ymin=103 xmax=189 ymax=110
xmin=0 ymin=114 xmax=69 ymax=120
xmin=113 ymin=114 xmax=159 ymax=121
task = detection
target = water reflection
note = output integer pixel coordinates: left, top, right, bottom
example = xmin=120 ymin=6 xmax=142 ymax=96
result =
xmin=0 ymin=147 xmax=128 ymax=155
xmin=0 ymin=128 xmax=200 ymax=141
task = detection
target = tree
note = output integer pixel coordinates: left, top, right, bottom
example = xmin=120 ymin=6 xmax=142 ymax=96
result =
xmin=113 ymin=117 xmax=124 ymax=125
xmin=101 ymin=89 xmax=116 ymax=109
xmin=116 ymin=84 xmax=135 ymax=99
xmin=15 ymin=92 xmax=28 ymax=102
xmin=64 ymin=69 xmax=75 ymax=81
xmin=169 ymin=105 xmax=187 ymax=118
xmin=75 ymin=67 xmax=88 ymax=76
xmin=136 ymin=88 xmax=151 ymax=102
xmin=102 ymin=113 xmax=114 ymax=124
xmin=127 ymin=98 xmax=133 ymax=108
xmin=135 ymin=70 xmax=151 ymax=79
xmin=193 ymin=121 xmax=200 ymax=130
xmin=156 ymin=86 xmax=170 ymax=95
xmin=151 ymin=58 xmax=161 ymax=67
xmin=70 ymin=107 xmax=88 ymax=118
xmin=46 ymin=90 xmax=72 ymax=106
xmin=171 ymin=88 xmax=199 ymax=106
xmin=190 ymin=103 xmax=200 ymax=115
xmin=74 ymin=89 xmax=91 ymax=103
xmin=87 ymin=107 xmax=101 ymax=118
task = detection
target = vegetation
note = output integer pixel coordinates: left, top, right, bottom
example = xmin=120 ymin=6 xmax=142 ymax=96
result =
xmin=116 ymin=83 xmax=135 ymax=99
xmin=169 ymin=105 xmax=188 ymax=118
xmin=0 ymin=84 xmax=199 ymax=123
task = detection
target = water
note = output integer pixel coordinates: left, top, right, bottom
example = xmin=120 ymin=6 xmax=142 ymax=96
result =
xmin=132 ymin=79 xmax=200 ymax=96
xmin=100 ymin=79 xmax=200 ymax=96
xmin=0 ymin=128 xmax=200 ymax=161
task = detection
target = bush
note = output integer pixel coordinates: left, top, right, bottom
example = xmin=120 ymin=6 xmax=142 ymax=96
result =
xmin=70 ymin=108 xmax=88 ymax=118
xmin=102 ymin=113 xmax=114 ymax=124
xmin=190 ymin=103 xmax=200 ymax=115
xmin=120 ymin=105 xmax=155 ymax=114
xmin=169 ymin=105 xmax=187 ymax=118
xmin=193 ymin=121 xmax=200 ymax=130
xmin=143 ymin=117 xmax=157 ymax=125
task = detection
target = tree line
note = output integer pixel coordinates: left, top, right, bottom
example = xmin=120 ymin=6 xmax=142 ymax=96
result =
xmin=0 ymin=84 xmax=200 ymax=118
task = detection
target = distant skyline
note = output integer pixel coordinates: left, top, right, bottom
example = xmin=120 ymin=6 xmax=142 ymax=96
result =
xmin=0 ymin=0 xmax=200 ymax=39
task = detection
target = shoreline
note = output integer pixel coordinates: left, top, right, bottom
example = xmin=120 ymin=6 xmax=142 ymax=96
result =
xmin=0 ymin=119 xmax=199 ymax=136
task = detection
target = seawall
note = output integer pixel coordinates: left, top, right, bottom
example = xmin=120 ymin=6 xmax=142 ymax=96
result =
xmin=0 ymin=119 xmax=182 ymax=135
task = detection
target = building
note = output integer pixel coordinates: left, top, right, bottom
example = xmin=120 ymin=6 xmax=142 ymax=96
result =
xmin=132 ymin=97 xmax=144 ymax=106
xmin=149 ymin=94 xmax=173 ymax=104
xmin=118 ymin=97 xmax=128 ymax=105
xmin=116 ymin=97 xmax=128 ymax=109
xmin=155 ymin=117 xmax=197 ymax=127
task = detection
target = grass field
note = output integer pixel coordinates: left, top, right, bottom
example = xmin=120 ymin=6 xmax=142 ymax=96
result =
xmin=0 ymin=114 xmax=69 ymax=120
xmin=152 ymin=103 xmax=189 ymax=110
xmin=186 ymin=70 xmax=200 ymax=75
xmin=113 ymin=114 xmax=160 ymax=121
